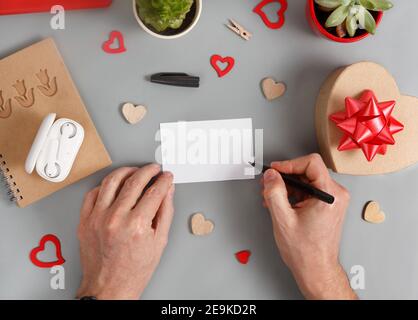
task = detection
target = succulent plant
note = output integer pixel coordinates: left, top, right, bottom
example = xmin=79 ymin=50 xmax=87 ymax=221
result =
xmin=136 ymin=0 xmax=194 ymax=33
xmin=315 ymin=0 xmax=393 ymax=37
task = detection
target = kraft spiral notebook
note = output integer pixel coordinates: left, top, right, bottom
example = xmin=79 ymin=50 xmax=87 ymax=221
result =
xmin=0 ymin=38 xmax=112 ymax=208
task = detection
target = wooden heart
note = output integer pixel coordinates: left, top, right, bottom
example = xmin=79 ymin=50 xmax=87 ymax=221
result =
xmin=122 ymin=103 xmax=147 ymax=125
xmin=363 ymin=201 xmax=385 ymax=224
xmin=262 ymin=78 xmax=286 ymax=101
xmin=191 ymin=213 xmax=214 ymax=236
xmin=316 ymin=62 xmax=418 ymax=175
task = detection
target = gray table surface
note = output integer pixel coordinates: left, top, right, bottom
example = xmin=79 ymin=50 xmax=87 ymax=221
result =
xmin=0 ymin=0 xmax=417 ymax=300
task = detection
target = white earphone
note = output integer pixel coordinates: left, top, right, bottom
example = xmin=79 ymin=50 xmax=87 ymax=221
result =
xmin=25 ymin=113 xmax=84 ymax=183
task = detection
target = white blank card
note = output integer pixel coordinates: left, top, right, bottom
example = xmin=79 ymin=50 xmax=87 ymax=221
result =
xmin=160 ymin=118 xmax=254 ymax=184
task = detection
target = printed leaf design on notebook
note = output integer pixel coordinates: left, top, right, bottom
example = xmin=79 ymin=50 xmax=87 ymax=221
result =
xmin=13 ymin=79 xmax=35 ymax=108
xmin=0 ymin=90 xmax=12 ymax=118
xmin=36 ymin=69 xmax=58 ymax=97
xmin=1 ymin=69 xmax=59 ymax=118
xmin=0 ymin=38 xmax=112 ymax=208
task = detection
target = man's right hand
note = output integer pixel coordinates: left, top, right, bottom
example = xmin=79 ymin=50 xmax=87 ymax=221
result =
xmin=261 ymin=154 xmax=357 ymax=300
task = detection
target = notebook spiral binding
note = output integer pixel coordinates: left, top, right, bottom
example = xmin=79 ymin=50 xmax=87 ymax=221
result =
xmin=0 ymin=154 xmax=21 ymax=202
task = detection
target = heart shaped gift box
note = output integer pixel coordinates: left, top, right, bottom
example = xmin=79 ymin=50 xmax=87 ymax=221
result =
xmin=315 ymin=62 xmax=418 ymax=175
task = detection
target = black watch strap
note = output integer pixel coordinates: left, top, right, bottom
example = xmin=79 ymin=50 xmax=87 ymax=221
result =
xmin=79 ymin=296 xmax=97 ymax=300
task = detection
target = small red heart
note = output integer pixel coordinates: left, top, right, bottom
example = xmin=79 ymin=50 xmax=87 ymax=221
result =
xmin=235 ymin=250 xmax=251 ymax=265
xmin=210 ymin=54 xmax=235 ymax=78
xmin=254 ymin=0 xmax=288 ymax=30
xmin=30 ymin=234 xmax=65 ymax=268
xmin=102 ymin=30 xmax=126 ymax=54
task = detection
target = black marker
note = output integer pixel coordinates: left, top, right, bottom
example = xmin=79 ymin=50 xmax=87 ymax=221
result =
xmin=150 ymin=72 xmax=200 ymax=88
xmin=249 ymin=162 xmax=335 ymax=205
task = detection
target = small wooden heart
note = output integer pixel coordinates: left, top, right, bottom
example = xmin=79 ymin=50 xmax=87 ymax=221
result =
xmin=191 ymin=213 xmax=214 ymax=236
xmin=261 ymin=78 xmax=286 ymax=101
xmin=363 ymin=201 xmax=385 ymax=224
xmin=121 ymin=103 xmax=147 ymax=125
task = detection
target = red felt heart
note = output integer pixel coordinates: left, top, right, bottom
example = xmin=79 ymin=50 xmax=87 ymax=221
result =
xmin=30 ymin=234 xmax=65 ymax=268
xmin=235 ymin=250 xmax=251 ymax=265
xmin=210 ymin=54 xmax=235 ymax=78
xmin=253 ymin=0 xmax=288 ymax=29
xmin=102 ymin=30 xmax=126 ymax=54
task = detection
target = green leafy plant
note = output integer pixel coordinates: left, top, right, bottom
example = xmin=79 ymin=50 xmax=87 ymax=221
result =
xmin=315 ymin=0 xmax=393 ymax=37
xmin=136 ymin=0 xmax=194 ymax=33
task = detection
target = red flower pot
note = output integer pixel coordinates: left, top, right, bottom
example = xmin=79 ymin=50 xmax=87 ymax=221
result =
xmin=306 ymin=0 xmax=383 ymax=43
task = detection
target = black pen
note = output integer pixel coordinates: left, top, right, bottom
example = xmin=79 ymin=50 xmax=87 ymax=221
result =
xmin=150 ymin=72 xmax=200 ymax=88
xmin=249 ymin=162 xmax=335 ymax=205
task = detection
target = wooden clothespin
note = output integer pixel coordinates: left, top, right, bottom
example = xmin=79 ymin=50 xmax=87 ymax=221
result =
xmin=226 ymin=19 xmax=252 ymax=41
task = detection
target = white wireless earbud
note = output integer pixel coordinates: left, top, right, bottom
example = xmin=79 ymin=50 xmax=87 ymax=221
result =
xmin=44 ymin=162 xmax=61 ymax=179
xmin=44 ymin=139 xmax=61 ymax=178
xmin=58 ymin=122 xmax=78 ymax=161
xmin=60 ymin=122 xmax=77 ymax=139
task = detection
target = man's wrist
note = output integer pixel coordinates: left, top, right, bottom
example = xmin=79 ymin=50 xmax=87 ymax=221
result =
xmin=77 ymin=280 xmax=141 ymax=300
xmin=293 ymin=263 xmax=358 ymax=300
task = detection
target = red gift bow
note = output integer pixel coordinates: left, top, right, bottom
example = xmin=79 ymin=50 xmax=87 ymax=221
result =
xmin=329 ymin=90 xmax=404 ymax=162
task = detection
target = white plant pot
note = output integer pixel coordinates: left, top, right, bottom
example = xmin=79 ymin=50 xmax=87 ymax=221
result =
xmin=133 ymin=0 xmax=202 ymax=40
